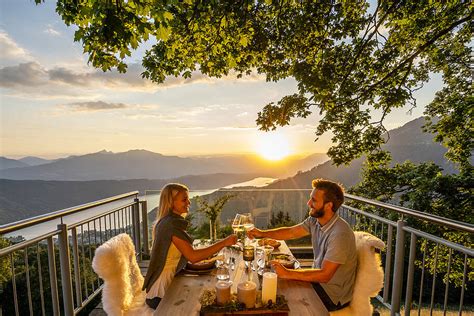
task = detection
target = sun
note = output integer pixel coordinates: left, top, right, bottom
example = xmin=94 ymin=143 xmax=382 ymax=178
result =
xmin=256 ymin=132 xmax=292 ymax=161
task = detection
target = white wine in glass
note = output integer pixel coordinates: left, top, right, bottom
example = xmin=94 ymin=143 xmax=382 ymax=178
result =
xmin=232 ymin=213 xmax=245 ymax=244
xmin=241 ymin=213 xmax=254 ymax=231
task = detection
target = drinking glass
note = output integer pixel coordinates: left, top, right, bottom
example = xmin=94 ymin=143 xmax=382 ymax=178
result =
xmin=240 ymin=213 xmax=254 ymax=246
xmin=216 ymin=264 xmax=230 ymax=282
xmin=241 ymin=213 xmax=254 ymax=232
xmin=232 ymin=213 xmax=245 ymax=245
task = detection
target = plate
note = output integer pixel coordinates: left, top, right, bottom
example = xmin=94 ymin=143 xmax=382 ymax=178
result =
xmin=181 ymin=267 xmax=215 ymax=275
xmin=257 ymin=238 xmax=281 ymax=249
xmin=186 ymin=261 xmax=216 ymax=270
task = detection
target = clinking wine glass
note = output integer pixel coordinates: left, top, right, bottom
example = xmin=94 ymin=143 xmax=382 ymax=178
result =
xmin=232 ymin=213 xmax=245 ymax=246
xmin=240 ymin=213 xmax=254 ymax=246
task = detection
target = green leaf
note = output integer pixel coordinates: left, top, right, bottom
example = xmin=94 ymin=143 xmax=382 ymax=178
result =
xmin=156 ymin=26 xmax=171 ymax=41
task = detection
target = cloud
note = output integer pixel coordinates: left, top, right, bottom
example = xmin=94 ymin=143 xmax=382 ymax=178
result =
xmin=62 ymin=101 xmax=130 ymax=112
xmin=0 ymin=31 xmax=33 ymax=62
xmin=0 ymin=62 xmax=48 ymax=87
xmin=0 ymin=59 xmax=268 ymax=99
xmin=44 ymin=26 xmax=61 ymax=37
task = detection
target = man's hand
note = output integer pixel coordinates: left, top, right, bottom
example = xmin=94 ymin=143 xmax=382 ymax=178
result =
xmin=246 ymin=227 xmax=263 ymax=239
xmin=270 ymin=260 xmax=290 ymax=279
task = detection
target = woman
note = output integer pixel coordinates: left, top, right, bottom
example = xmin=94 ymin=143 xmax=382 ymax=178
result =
xmin=142 ymin=183 xmax=237 ymax=309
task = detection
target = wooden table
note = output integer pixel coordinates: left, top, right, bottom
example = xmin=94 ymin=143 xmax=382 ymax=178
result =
xmin=154 ymin=240 xmax=329 ymax=316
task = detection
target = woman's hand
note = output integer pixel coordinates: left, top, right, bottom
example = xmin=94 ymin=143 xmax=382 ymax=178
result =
xmin=223 ymin=234 xmax=238 ymax=247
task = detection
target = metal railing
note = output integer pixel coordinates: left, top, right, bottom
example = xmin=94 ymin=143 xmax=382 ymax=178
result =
xmin=0 ymin=191 xmax=148 ymax=315
xmin=340 ymin=194 xmax=473 ymax=316
xmin=1 ymin=189 xmax=472 ymax=315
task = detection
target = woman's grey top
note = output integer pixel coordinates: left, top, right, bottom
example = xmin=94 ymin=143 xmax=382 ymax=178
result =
xmin=142 ymin=212 xmax=193 ymax=293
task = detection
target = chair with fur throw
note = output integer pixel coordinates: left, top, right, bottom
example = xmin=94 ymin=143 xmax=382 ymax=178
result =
xmin=92 ymin=233 xmax=152 ymax=316
xmin=330 ymin=231 xmax=385 ymax=316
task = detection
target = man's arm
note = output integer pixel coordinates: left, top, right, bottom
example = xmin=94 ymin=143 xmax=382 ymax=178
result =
xmin=271 ymin=259 xmax=340 ymax=283
xmin=247 ymin=224 xmax=309 ymax=240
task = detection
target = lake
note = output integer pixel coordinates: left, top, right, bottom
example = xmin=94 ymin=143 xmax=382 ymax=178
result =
xmin=5 ymin=177 xmax=276 ymax=239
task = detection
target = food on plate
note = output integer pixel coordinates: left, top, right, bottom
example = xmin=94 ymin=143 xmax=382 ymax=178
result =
xmin=270 ymin=253 xmax=296 ymax=268
xmin=257 ymin=238 xmax=281 ymax=248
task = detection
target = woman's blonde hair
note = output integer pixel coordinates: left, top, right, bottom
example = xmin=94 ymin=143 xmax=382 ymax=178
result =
xmin=154 ymin=182 xmax=189 ymax=225
xmin=152 ymin=183 xmax=188 ymax=242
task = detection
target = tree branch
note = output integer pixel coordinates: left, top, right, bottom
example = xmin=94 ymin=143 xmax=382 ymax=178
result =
xmin=342 ymin=13 xmax=472 ymax=108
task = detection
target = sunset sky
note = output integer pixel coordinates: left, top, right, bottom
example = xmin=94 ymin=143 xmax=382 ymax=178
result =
xmin=0 ymin=0 xmax=442 ymax=160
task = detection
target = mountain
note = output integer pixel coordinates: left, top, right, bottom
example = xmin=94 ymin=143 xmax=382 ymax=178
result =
xmin=0 ymin=173 xmax=258 ymax=225
xmin=18 ymin=156 xmax=52 ymax=166
xmin=0 ymin=150 xmax=327 ymax=181
xmin=0 ymin=157 xmax=29 ymax=170
xmin=265 ymin=117 xmax=457 ymax=189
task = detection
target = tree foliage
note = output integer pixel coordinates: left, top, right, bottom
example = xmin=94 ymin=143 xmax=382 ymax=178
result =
xmin=196 ymin=194 xmax=235 ymax=240
xmin=268 ymin=210 xmax=296 ymax=228
xmin=350 ymin=151 xmax=473 ymax=288
xmin=36 ymin=0 xmax=472 ymax=166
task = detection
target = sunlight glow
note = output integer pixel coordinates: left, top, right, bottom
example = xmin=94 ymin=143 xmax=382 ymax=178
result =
xmin=256 ymin=132 xmax=292 ymax=161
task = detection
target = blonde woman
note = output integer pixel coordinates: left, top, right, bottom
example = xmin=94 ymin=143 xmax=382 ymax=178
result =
xmin=142 ymin=183 xmax=237 ymax=309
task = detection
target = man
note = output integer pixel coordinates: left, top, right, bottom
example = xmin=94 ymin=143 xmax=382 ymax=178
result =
xmin=247 ymin=178 xmax=357 ymax=312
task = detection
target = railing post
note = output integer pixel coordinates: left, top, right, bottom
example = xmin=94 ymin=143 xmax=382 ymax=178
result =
xmin=133 ymin=198 xmax=141 ymax=257
xmin=404 ymin=233 xmax=417 ymax=316
xmin=47 ymin=237 xmax=60 ymax=316
xmin=57 ymin=223 xmax=74 ymax=316
xmin=391 ymin=220 xmax=406 ymax=316
xmin=141 ymin=200 xmax=149 ymax=256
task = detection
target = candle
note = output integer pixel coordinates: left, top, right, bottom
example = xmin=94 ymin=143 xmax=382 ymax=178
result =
xmin=237 ymin=281 xmax=256 ymax=308
xmin=215 ymin=281 xmax=231 ymax=305
xmin=262 ymin=272 xmax=277 ymax=305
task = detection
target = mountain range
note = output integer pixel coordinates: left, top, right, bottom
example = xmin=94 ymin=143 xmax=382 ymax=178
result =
xmin=0 ymin=116 xmax=460 ymax=225
xmin=0 ymin=151 xmax=328 ymax=181
xmin=266 ymin=117 xmax=457 ymax=189
xmin=0 ymin=173 xmax=260 ymax=225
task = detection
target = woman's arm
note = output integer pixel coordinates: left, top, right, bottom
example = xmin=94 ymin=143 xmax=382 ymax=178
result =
xmin=172 ymin=234 xmax=237 ymax=263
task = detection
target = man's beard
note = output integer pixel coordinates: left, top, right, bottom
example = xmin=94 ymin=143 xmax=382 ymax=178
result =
xmin=309 ymin=205 xmax=325 ymax=218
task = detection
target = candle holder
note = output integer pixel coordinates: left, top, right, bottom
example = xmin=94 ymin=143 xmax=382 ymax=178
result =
xmin=243 ymin=245 xmax=255 ymax=262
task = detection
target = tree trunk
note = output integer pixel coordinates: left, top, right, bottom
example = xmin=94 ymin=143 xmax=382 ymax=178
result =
xmin=209 ymin=219 xmax=216 ymax=241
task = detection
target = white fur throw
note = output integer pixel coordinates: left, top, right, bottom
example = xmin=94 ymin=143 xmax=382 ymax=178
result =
xmin=92 ymin=233 xmax=152 ymax=316
xmin=330 ymin=231 xmax=385 ymax=316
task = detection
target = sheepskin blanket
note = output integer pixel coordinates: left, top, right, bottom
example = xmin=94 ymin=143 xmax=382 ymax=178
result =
xmin=92 ymin=233 xmax=152 ymax=316
xmin=330 ymin=231 xmax=385 ymax=316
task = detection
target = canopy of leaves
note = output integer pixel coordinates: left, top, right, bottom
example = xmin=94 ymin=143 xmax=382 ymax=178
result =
xmin=38 ymin=0 xmax=472 ymax=166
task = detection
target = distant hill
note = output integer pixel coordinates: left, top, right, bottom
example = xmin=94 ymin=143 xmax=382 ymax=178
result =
xmin=0 ymin=173 xmax=258 ymax=225
xmin=266 ymin=117 xmax=457 ymax=189
xmin=188 ymin=117 xmax=461 ymax=228
xmin=18 ymin=156 xmax=52 ymax=166
xmin=0 ymin=151 xmax=327 ymax=181
xmin=0 ymin=157 xmax=29 ymax=170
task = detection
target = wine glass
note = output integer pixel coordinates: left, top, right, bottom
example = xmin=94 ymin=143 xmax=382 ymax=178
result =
xmin=232 ymin=213 xmax=245 ymax=246
xmin=240 ymin=213 xmax=254 ymax=245
xmin=241 ymin=213 xmax=254 ymax=232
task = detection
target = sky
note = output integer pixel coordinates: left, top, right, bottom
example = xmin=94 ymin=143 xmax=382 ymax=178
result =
xmin=0 ymin=0 xmax=442 ymax=160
